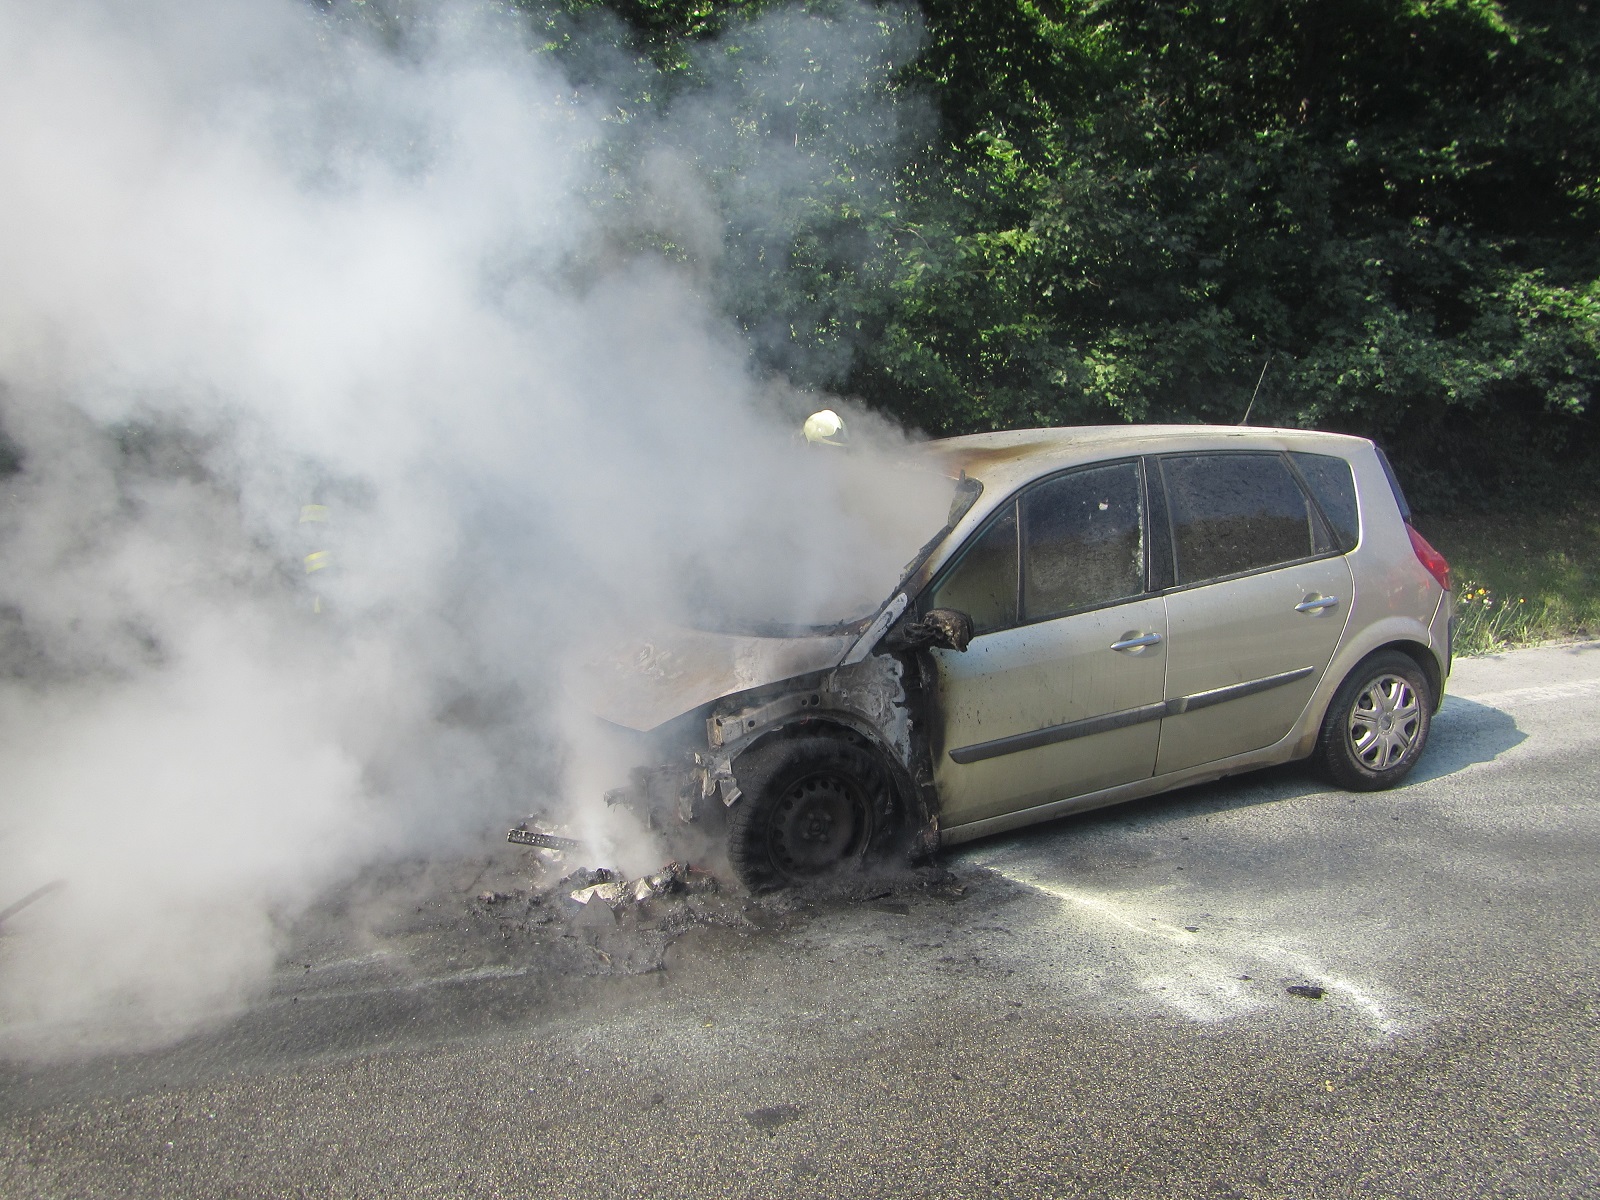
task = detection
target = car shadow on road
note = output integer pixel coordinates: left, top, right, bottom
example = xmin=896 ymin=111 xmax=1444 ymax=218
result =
xmin=959 ymin=693 xmax=1527 ymax=852
xmin=1406 ymin=693 xmax=1527 ymax=784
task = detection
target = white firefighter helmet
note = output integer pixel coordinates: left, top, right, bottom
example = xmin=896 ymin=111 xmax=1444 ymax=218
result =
xmin=802 ymin=408 xmax=848 ymax=446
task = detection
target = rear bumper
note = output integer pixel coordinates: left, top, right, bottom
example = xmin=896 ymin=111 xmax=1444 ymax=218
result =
xmin=1429 ymin=587 xmax=1455 ymax=701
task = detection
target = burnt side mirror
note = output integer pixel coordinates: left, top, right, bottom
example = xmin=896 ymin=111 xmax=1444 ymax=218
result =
xmin=884 ymin=608 xmax=974 ymax=654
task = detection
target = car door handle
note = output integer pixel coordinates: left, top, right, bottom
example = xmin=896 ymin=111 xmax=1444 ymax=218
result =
xmin=1111 ymin=633 xmax=1163 ymax=651
xmin=1295 ymin=595 xmax=1340 ymax=612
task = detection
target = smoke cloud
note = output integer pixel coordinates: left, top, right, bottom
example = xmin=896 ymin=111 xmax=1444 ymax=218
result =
xmin=0 ymin=0 xmax=943 ymax=1053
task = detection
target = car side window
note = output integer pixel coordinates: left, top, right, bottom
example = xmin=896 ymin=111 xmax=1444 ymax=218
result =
xmin=1290 ymin=452 xmax=1360 ymax=551
xmin=1021 ymin=461 xmax=1144 ymax=620
xmin=1161 ymin=452 xmax=1329 ymax=585
xmin=926 ymin=504 xmax=1018 ymax=634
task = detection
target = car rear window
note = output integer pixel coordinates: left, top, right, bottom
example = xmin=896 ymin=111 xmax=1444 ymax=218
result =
xmin=1373 ymin=446 xmax=1413 ymax=521
xmin=1161 ymin=452 xmax=1328 ymax=584
xmin=1021 ymin=461 xmax=1144 ymax=619
xmin=1290 ymin=452 xmax=1360 ymax=551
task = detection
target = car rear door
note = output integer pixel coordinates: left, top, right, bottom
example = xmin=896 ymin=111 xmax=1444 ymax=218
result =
xmin=1151 ymin=451 xmax=1354 ymax=776
xmin=926 ymin=459 xmax=1169 ymax=828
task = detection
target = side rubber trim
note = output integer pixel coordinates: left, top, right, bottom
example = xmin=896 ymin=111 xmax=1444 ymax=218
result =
xmin=1162 ymin=666 xmax=1315 ymax=715
xmin=948 ymin=665 xmax=1316 ymax=765
xmin=948 ymin=702 xmax=1167 ymax=765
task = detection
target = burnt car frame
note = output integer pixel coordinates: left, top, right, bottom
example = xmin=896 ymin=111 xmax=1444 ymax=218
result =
xmin=593 ymin=425 xmax=1453 ymax=889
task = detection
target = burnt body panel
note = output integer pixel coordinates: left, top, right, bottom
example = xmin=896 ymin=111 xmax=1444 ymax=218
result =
xmin=604 ymin=649 xmax=940 ymax=853
xmin=582 ymin=628 xmax=857 ymax=734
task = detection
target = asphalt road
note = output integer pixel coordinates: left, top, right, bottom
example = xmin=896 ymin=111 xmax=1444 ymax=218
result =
xmin=4 ymin=643 xmax=1599 ymax=1199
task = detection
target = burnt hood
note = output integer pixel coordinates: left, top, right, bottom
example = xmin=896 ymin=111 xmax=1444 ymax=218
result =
xmin=577 ymin=626 xmax=858 ymax=733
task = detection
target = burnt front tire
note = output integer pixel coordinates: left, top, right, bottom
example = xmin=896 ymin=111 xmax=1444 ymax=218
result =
xmin=727 ymin=735 xmax=891 ymax=891
xmin=1316 ymin=650 xmax=1434 ymax=791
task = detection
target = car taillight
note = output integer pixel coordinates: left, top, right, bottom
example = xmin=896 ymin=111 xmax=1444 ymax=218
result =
xmin=1406 ymin=523 xmax=1451 ymax=591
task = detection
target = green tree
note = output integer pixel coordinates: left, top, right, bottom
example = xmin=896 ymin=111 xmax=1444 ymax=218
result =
xmin=849 ymin=0 xmax=1600 ymax=504
xmin=513 ymin=0 xmax=1600 ymax=502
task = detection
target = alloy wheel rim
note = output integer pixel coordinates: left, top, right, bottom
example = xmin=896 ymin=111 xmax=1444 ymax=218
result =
xmin=1347 ymin=673 xmax=1421 ymax=770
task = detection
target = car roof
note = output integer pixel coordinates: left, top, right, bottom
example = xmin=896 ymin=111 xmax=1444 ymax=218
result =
xmin=917 ymin=424 xmax=1371 ymax=499
xmin=898 ymin=424 xmax=1374 ymax=594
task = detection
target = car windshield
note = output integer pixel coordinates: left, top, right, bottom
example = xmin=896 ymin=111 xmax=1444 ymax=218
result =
xmin=677 ymin=450 xmax=977 ymax=637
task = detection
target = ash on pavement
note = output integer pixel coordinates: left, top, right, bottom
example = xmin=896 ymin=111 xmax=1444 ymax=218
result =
xmin=275 ymin=843 xmax=993 ymax=1002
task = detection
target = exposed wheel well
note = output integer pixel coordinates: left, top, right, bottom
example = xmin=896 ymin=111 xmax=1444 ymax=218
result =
xmin=1373 ymin=639 xmax=1444 ymax=713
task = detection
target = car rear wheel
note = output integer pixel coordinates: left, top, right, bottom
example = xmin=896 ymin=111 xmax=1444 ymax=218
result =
xmin=727 ymin=735 xmax=889 ymax=891
xmin=1316 ymin=650 xmax=1433 ymax=791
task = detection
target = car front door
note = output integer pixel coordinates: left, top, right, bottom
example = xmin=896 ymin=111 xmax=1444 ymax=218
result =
xmin=926 ymin=460 xmax=1169 ymax=828
xmin=1152 ymin=451 xmax=1354 ymax=776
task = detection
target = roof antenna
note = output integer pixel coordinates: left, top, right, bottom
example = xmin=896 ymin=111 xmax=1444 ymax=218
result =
xmin=1240 ymin=352 xmax=1272 ymax=426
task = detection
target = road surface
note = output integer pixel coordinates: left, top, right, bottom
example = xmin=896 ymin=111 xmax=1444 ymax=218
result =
xmin=3 ymin=643 xmax=1598 ymax=1198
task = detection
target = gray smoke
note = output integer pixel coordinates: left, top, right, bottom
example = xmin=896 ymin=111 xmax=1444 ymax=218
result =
xmin=0 ymin=0 xmax=941 ymax=1054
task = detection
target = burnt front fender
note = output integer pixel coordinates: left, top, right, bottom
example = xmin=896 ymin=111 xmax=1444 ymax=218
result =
xmin=703 ymin=652 xmax=940 ymax=857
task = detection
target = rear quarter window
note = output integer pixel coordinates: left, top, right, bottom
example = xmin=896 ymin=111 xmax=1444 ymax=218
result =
xmin=1290 ymin=452 xmax=1361 ymax=551
xmin=1373 ymin=446 xmax=1413 ymax=521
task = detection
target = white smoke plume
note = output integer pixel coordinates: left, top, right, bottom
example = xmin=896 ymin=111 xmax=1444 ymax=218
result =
xmin=0 ymin=0 xmax=943 ymax=1053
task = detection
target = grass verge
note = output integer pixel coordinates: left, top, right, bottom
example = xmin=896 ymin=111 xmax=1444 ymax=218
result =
xmin=1414 ymin=502 xmax=1600 ymax=656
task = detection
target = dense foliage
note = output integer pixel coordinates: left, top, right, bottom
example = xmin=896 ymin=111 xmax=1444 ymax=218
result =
xmin=525 ymin=0 xmax=1600 ymax=506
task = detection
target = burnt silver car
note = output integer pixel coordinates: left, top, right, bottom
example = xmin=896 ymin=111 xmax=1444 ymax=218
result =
xmin=592 ymin=426 xmax=1454 ymax=889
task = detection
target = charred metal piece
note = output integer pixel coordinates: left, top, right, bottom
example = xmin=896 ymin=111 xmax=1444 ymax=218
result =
xmin=569 ymin=861 xmax=708 ymax=907
xmin=507 ymin=826 xmax=583 ymax=851
xmin=841 ymin=593 xmax=909 ymax=665
xmin=605 ymin=759 xmax=704 ymax=822
xmin=883 ymin=607 xmax=973 ymax=654
xmin=704 ymin=653 xmax=914 ymax=770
